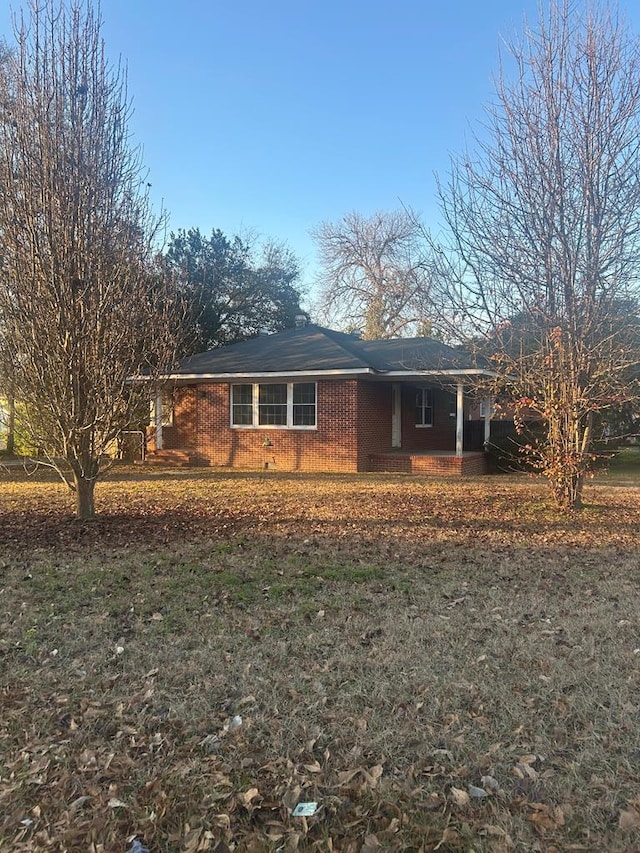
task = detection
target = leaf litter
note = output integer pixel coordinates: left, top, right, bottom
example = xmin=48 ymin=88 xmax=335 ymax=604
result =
xmin=1 ymin=466 xmax=640 ymax=850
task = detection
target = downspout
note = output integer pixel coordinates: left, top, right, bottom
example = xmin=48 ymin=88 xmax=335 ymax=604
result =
xmin=456 ymin=382 xmax=464 ymax=458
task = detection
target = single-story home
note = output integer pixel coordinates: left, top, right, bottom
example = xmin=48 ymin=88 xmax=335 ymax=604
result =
xmin=146 ymin=323 xmax=498 ymax=475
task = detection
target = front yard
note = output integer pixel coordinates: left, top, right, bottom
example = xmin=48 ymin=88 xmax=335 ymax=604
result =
xmin=1 ymin=467 xmax=639 ymax=851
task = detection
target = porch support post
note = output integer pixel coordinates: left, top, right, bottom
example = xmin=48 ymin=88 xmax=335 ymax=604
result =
xmin=455 ymin=382 xmax=464 ymax=458
xmin=391 ymin=383 xmax=401 ymax=448
xmin=483 ymin=396 xmax=492 ymax=445
xmin=155 ymin=391 xmax=163 ymax=450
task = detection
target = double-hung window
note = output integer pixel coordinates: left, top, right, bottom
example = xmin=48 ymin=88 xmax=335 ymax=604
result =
xmin=415 ymin=387 xmax=433 ymax=427
xmin=259 ymin=384 xmax=288 ymax=425
xmin=231 ymin=382 xmax=317 ymax=428
xmin=292 ymin=382 xmax=316 ymax=426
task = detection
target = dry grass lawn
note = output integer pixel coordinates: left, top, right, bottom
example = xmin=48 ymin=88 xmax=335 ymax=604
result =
xmin=1 ymin=465 xmax=639 ymax=852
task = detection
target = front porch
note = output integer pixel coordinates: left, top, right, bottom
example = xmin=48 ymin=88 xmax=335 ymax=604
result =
xmin=367 ymin=450 xmax=488 ymax=476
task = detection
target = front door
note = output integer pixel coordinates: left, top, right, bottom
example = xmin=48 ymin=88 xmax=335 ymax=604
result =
xmin=391 ymin=383 xmax=401 ymax=448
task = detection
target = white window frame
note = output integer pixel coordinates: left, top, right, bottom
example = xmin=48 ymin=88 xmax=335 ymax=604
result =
xmin=415 ymin=387 xmax=434 ymax=428
xmin=231 ymin=382 xmax=317 ymax=429
xmin=479 ymin=398 xmax=494 ymax=419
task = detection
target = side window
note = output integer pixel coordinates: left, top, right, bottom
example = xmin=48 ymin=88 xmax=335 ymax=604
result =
xmin=415 ymin=388 xmax=433 ymax=427
xmin=292 ymin=382 xmax=316 ymax=426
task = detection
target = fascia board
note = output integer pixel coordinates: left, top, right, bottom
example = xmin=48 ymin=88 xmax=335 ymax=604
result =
xmin=381 ymin=369 xmax=499 ymax=379
xmin=131 ymin=368 xmax=377 ymax=382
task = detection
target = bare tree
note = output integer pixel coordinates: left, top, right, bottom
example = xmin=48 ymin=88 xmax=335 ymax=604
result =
xmin=0 ymin=1 xmax=181 ymax=518
xmin=312 ymin=209 xmax=430 ymax=339
xmin=430 ymin=1 xmax=640 ymax=510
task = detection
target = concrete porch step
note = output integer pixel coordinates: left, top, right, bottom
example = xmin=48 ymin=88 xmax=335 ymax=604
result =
xmin=145 ymin=449 xmax=198 ymax=467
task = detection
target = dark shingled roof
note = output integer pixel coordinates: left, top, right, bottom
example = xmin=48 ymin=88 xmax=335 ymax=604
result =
xmin=171 ymin=325 xmax=486 ymax=378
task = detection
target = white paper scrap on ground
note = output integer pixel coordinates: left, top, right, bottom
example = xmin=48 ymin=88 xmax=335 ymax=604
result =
xmin=292 ymin=802 xmax=318 ymax=817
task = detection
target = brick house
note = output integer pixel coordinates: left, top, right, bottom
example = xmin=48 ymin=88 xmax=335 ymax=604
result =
xmin=147 ymin=324 xmax=496 ymax=475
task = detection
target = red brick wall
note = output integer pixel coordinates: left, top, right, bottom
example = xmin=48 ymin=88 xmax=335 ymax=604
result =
xmin=151 ymin=379 xmax=482 ymax=473
xmin=160 ymin=380 xmax=362 ymax=472
xmin=146 ymin=386 xmax=197 ymax=452
xmin=400 ymin=385 xmax=459 ymax=451
xmin=368 ymin=452 xmax=488 ymax=475
xmin=356 ymin=381 xmax=392 ymax=469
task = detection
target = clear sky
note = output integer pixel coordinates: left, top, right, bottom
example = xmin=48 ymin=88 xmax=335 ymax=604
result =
xmin=2 ymin=1 xmax=639 ymax=301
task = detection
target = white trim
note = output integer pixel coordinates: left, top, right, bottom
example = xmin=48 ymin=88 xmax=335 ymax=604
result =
xmin=146 ymin=368 xmax=376 ymax=382
xmin=455 ymin=382 xmax=464 ymax=458
xmin=133 ymin=367 xmax=497 ymax=382
xmin=383 ymin=368 xmax=498 ymax=378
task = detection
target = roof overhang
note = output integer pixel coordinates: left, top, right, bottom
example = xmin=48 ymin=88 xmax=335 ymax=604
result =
xmin=379 ymin=368 xmax=499 ymax=380
xmin=131 ymin=366 xmax=498 ymax=384
xmin=131 ymin=368 xmax=378 ymax=383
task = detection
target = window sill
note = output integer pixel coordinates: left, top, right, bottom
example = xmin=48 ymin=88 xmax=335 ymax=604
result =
xmin=231 ymin=425 xmax=317 ymax=431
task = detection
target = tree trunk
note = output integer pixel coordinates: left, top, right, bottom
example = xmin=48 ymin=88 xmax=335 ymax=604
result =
xmin=551 ymin=470 xmax=584 ymax=511
xmin=548 ymin=410 xmax=591 ymax=511
xmin=72 ymin=468 xmax=96 ymax=519
xmin=6 ymin=395 xmax=15 ymax=455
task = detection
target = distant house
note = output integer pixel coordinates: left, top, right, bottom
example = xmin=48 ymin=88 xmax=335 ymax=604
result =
xmin=146 ymin=324 xmax=497 ymax=475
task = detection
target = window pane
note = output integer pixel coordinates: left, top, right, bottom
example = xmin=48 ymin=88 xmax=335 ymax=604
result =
xmin=259 ymin=405 xmax=287 ymax=425
xmin=233 ymin=384 xmax=252 ymax=404
xmin=293 ymin=404 xmax=316 ymax=426
xmin=232 ymin=384 xmax=253 ymax=425
xmin=292 ymin=383 xmax=316 ymax=426
xmin=293 ymin=382 xmax=315 ymax=404
xmin=415 ymin=388 xmax=433 ymax=426
xmin=259 ymin=384 xmax=287 ymax=404
xmin=415 ymin=389 xmax=423 ymax=425
xmin=233 ymin=405 xmax=253 ymax=425
xmin=258 ymin=384 xmax=286 ymax=425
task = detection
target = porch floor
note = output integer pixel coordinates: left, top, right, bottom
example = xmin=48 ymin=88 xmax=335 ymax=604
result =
xmin=367 ymin=450 xmax=488 ymax=476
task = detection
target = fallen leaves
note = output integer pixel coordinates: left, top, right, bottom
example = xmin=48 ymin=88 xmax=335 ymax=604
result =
xmin=2 ymin=470 xmax=640 ymax=851
xmin=526 ymin=802 xmax=566 ymax=833
xmin=449 ymin=786 xmax=470 ymax=807
xmin=239 ymin=787 xmax=261 ymax=807
xmin=619 ymin=801 xmax=640 ymax=829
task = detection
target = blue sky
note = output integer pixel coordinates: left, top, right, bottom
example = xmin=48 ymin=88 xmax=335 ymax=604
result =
xmin=2 ymin=1 xmax=638 ymax=300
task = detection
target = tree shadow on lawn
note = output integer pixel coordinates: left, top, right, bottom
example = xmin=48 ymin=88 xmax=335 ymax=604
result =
xmin=1 ymin=503 xmax=638 ymax=558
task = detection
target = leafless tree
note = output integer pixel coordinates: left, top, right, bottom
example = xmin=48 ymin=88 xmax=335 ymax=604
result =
xmin=312 ymin=209 xmax=431 ymax=339
xmin=0 ymin=1 xmax=182 ymax=518
xmin=430 ymin=0 xmax=640 ymax=510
